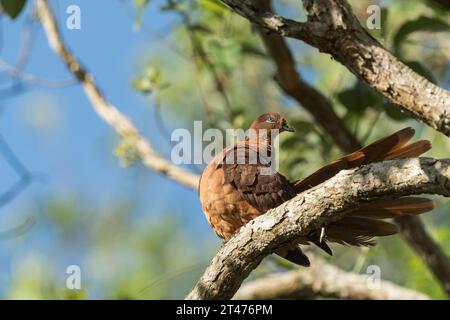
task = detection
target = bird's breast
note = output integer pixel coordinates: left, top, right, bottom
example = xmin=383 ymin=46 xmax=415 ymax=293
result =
xmin=199 ymin=162 xmax=261 ymax=240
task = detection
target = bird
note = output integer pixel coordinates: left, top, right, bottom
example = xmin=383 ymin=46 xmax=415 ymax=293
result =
xmin=198 ymin=112 xmax=434 ymax=266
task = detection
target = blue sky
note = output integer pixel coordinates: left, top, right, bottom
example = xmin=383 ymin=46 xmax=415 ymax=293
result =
xmin=0 ymin=0 xmax=218 ymax=295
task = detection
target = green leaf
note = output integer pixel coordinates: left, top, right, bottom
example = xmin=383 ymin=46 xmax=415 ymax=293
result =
xmin=286 ymin=155 xmax=307 ymax=171
xmin=241 ymin=43 xmax=267 ymax=58
xmin=196 ymin=0 xmax=227 ymax=16
xmin=383 ymin=102 xmax=410 ymax=121
xmin=132 ymin=66 xmax=169 ymax=94
xmin=188 ymin=23 xmax=212 ymax=34
xmin=393 ymin=16 xmax=450 ymax=56
xmin=0 ymin=0 xmax=26 ymax=19
xmin=281 ymin=136 xmax=303 ymax=149
xmin=115 ymin=136 xmax=139 ymax=167
xmin=160 ymin=1 xmax=186 ymax=13
xmin=336 ymin=81 xmax=411 ymax=122
xmin=380 ymin=7 xmax=389 ymax=39
xmin=289 ymin=120 xmax=315 ymax=135
xmin=206 ymin=38 xmax=241 ymax=75
xmin=337 ymin=82 xmax=380 ymax=115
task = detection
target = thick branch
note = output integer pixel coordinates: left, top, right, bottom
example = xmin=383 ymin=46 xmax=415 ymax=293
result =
xmin=220 ymin=0 xmax=450 ymax=136
xmin=187 ymin=158 xmax=450 ymax=299
xmin=234 ymin=254 xmax=430 ymax=300
xmin=35 ymin=0 xmax=199 ymax=190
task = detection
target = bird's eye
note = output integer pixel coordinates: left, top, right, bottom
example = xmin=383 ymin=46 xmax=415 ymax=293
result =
xmin=266 ymin=116 xmax=275 ymax=123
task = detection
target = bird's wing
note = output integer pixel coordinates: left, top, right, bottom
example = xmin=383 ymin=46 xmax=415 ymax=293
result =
xmin=219 ymin=142 xmax=296 ymax=213
xmin=293 ymin=127 xmax=431 ymax=193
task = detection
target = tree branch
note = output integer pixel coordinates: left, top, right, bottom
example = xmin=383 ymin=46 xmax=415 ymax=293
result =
xmin=234 ymin=254 xmax=430 ymax=300
xmin=220 ymin=0 xmax=450 ymax=137
xmin=187 ymin=157 xmax=450 ymax=299
xmin=35 ymin=0 xmax=199 ymax=190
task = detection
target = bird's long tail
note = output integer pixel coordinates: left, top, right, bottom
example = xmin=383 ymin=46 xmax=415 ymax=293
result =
xmin=293 ymin=127 xmax=430 ymax=193
xmin=292 ymin=127 xmax=433 ymax=250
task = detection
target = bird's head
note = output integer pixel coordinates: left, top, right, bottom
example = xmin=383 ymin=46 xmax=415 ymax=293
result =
xmin=249 ymin=112 xmax=294 ymax=133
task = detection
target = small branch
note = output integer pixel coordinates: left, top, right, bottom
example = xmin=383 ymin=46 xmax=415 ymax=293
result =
xmin=35 ymin=0 xmax=199 ymax=190
xmin=234 ymin=254 xmax=430 ymax=300
xmin=220 ymin=0 xmax=450 ymax=137
xmin=187 ymin=157 xmax=450 ymax=299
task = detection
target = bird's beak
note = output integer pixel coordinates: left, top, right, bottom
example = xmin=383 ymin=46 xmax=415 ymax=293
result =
xmin=282 ymin=123 xmax=295 ymax=132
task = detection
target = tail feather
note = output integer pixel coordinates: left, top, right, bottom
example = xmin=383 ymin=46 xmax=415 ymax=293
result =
xmin=383 ymin=140 xmax=431 ymax=160
xmin=355 ymin=127 xmax=415 ymax=163
xmin=325 ymin=218 xmax=397 ymax=247
xmin=349 ymin=197 xmax=435 ymax=219
xmin=325 ymin=228 xmax=377 ymax=247
xmin=293 ymin=127 xmax=428 ymax=193
xmin=331 ymin=217 xmax=398 ymax=236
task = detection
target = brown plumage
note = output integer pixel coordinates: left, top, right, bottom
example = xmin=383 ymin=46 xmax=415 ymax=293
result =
xmin=198 ymin=113 xmax=434 ymax=266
